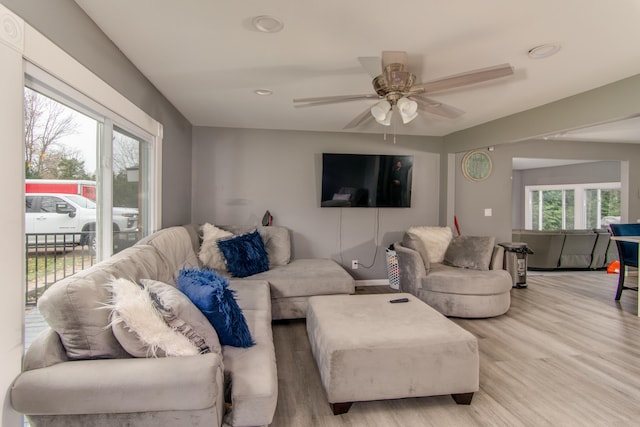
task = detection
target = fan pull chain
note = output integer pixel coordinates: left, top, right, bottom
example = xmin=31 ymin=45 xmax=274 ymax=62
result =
xmin=393 ymin=118 xmax=397 ymax=144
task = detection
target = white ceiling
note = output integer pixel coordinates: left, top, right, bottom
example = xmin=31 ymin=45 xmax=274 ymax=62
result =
xmin=74 ymin=0 xmax=640 ymax=139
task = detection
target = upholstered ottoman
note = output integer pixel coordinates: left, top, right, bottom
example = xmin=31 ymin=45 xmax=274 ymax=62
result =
xmin=306 ymin=293 xmax=479 ymax=414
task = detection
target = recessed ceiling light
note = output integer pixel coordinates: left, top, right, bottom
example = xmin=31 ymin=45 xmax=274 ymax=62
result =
xmin=254 ymin=89 xmax=273 ymax=96
xmin=252 ymin=15 xmax=284 ymax=33
xmin=528 ymin=43 xmax=561 ymax=59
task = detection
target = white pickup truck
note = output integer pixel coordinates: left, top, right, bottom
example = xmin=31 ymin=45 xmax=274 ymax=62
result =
xmin=25 ymin=193 xmax=138 ymax=251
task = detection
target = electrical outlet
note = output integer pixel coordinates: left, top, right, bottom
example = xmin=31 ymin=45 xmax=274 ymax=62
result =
xmin=351 ymin=260 xmax=359 ymax=270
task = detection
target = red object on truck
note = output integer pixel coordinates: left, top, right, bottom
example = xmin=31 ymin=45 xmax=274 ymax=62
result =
xmin=25 ymin=179 xmax=97 ymax=201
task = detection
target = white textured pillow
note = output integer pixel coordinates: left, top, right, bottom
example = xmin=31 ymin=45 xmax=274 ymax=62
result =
xmin=199 ymin=223 xmax=233 ymax=270
xmin=141 ymin=279 xmax=221 ymax=355
xmin=109 ymin=278 xmax=199 ymax=358
xmin=406 ymin=226 xmax=453 ymax=263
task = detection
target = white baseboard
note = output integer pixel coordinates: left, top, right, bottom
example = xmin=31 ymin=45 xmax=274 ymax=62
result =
xmin=355 ymin=279 xmax=391 ymax=287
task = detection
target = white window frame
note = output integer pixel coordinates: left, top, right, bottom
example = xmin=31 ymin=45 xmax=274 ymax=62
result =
xmin=24 ymin=65 xmax=160 ymax=259
xmin=525 ymin=182 xmax=621 ymax=230
xmin=20 ymin=28 xmax=163 ymax=243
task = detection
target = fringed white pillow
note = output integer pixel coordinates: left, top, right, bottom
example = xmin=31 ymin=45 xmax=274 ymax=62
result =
xmin=406 ymin=226 xmax=453 ymax=263
xmin=199 ymin=223 xmax=233 ymax=270
xmin=109 ymin=278 xmax=199 ymax=358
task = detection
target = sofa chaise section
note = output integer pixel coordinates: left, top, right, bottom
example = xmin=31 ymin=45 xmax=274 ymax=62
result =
xmin=249 ymin=258 xmax=355 ymax=320
xmin=198 ymin=224 xmax=355 ymax=320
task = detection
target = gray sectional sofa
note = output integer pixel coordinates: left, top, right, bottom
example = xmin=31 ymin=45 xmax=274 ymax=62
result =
xmin=11 ymin=224 xmax=355 ymax=427
xmin=512 ymin=229 xmax=618 ymax=270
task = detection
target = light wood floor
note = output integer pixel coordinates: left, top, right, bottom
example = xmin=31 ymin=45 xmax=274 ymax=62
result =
xmin=270 ymin=272 xmax=640 ymax=426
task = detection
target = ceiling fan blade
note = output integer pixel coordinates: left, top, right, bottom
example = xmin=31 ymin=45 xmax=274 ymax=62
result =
xmin=357 ymin=56 xmax=382 ymax=79
xmin=293 ymin=93 xmax=379 ymax=107
xmin=343 ymin=107 xmax=375 ymax=129
xmin=413 ymin=63 xmax=514 ymax=94
xmin=410 ymin=95 xmax=464 ymax=119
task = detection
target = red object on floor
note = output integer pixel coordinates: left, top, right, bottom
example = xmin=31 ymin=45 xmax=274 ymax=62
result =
xmin=607 ymin=260 xmax=620 ymax=274
xmin=454 ymin=216 xmax=461 ymax=236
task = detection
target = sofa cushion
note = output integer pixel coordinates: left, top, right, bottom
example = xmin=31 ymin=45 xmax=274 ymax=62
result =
xmin=443 ymin=235 xmax=495 ymax=271
xmin=218 ymin=230 xmax=269 ymax=278
xmin=38 ymin=245 xmax=164 ymax=360
xmin=423 ymin=264 xmax=513 ymax=295
xmin=228 ymin=280 xmax=272 ymax=312
xmin=109 ymin=278 xmax=201 ymax=357
xmin=138 ymin=226 xmax=200 ymax=284
xmin=177 ymin=268 xmax=254 ymax=348
xmin=249 ymin=259 xmax=355 ymax=298
xmin=199 ymin=223 xmax=234 ymax=271
xmin=258 ymin=226 xmax=291 ymax=266
xmin=219 ymin=225 xmax=291 ymax=268
xmin=406 ymin=226 xmax=453 ymax=264
xmin=222 ymin=309 xmax=277 ymax=427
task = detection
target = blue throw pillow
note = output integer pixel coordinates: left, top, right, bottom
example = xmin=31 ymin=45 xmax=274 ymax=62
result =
xmin=176 ymin=268 xmax=254 ymax=348
xmin=217 ymin=230 xmax=269 ymax=278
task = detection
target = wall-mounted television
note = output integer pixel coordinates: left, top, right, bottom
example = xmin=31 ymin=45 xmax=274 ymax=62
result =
xmin=321 ymin=153 xmax=413 ymax=208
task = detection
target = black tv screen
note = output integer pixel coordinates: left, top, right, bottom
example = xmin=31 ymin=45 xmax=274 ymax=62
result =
xmin=321 ymin=153 xmax=413 ymax=208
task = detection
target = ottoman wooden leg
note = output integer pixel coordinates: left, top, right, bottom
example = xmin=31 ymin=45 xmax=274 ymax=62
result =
xmin=452 ymin=392 xmax=474 ymax=405
xmin=331 ymin=402 xmax=353 ymax=415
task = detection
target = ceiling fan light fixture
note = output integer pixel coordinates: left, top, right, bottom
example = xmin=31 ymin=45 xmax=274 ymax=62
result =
xmin=397 ymin=97 xmax=417 ymax=114
xmin=400 ymin=110 xmax=418 ymax=124
xmin=397 ymin=97 xmax=418 ymax=124
xmin=375 ymin=110 xmax=393 ymax=126
xmin=371 ymin=100 xmax=391 ymax=121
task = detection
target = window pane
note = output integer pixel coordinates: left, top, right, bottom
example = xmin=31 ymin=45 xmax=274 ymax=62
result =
xmin=542 ymin=190 xmax=563 ymax=230
xmin=112 ymin=127 xmax=146 ymax=253
xmin=24 ymin=87 xmax=99 ymax=304
xmin=531 ymin=190 xmax=540 ymax=230
xmin=585 ymin=189 xmax=599 ymax=228
xmin=596 ymin=188 xmax=621 ymax=227
xmin=565 ymin=190 xmax=575 ymax=229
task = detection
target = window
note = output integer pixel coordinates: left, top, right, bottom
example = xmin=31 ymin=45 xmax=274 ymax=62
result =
xmin=585 ymin=188 xmax=621 ymax=228
xmin=24 ymin=71 xmax=159 ymax=259
xmin=526 ymin=183 xmax=621 ymax=230
xmin=23 ymin=66 xmax=161 ymax=309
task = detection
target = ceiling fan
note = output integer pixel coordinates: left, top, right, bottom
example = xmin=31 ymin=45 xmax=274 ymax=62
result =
xmin=293 ymin=51 xmax=514 ymax=129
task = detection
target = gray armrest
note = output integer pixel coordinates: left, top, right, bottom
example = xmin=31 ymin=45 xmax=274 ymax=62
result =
xmin=394 ymin=241 xmax=427 ymax=295
xmin=490 ymin=245 xmax=505 ymax=270
xmin=12 ymin=353 xmax=224 ymax=415
xmin=23 ymin=327 xmax=68 ymax=371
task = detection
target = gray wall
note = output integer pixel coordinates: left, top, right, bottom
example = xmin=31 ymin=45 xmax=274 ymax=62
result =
xmin=1 ymin=0 xmax=193 ymax=227
xmin=443 ymin=73 xmax=640 ymax=242
xmin=454 ymin=140 xmax=640 ymax=243
xmin=192 ymin=127 xmax=443 ymax=280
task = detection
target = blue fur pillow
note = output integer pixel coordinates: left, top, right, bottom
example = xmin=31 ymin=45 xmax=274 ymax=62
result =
xmin=176 ymin=268 xmax=254 ymax=348
xmin=217 ymin=230 xmax=269 ymax=278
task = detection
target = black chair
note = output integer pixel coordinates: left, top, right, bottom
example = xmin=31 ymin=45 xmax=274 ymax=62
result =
xmin=609 ymin=223 xmax=640 ymax=300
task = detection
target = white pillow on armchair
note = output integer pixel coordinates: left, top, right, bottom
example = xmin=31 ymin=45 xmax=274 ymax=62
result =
xmin=406 ymin=226 xmax=453 ymax=264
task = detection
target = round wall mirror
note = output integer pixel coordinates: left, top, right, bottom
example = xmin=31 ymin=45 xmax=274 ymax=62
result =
xmin=462 ymin=150 xmax=492 ymax=182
